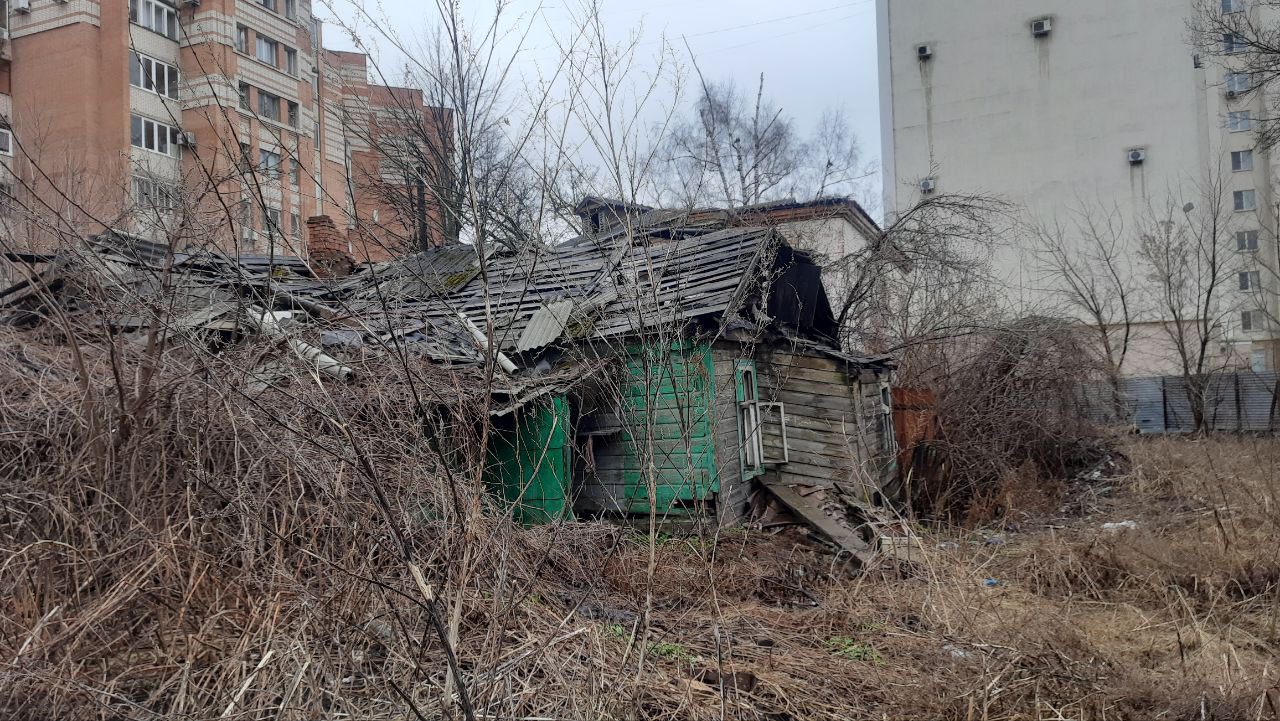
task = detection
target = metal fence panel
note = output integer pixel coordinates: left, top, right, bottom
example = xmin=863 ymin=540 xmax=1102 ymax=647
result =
xmin=1077 ymin=372 xmax=1277 ymax=434
xmin=1240 ymin=372 xmax=1278 ymax=431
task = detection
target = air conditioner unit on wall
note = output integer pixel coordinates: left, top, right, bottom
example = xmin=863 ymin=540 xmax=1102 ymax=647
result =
xmin=1128 ymin=147 xmax=1147 ymax=164
xmin=919 ymin=177 xmax=937 ymax=194
xmin=916 ymin=44 xmax=933 ymax=61
xmin=180 ymin=131 xmax=197 ymax=147
xmin=1031 ymin=17 xmax=1052 ymax=37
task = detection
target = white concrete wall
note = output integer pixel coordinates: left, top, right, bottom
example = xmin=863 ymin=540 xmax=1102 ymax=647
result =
xmin=878 ymin=0 xmax=1280 ymax=370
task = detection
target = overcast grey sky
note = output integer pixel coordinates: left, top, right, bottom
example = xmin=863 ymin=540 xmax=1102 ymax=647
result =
xmin=321 ymin=0 xmax=881 ymax=186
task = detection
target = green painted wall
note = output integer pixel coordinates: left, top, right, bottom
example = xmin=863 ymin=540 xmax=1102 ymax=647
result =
xmin=618 ymin=340 xmax=718 ymax=514
xmin=485 ymin=395 xmax=573 ymax=524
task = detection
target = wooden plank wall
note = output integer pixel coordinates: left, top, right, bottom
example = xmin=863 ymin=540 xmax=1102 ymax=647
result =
xmin=710 ymin=346 xmax=749 ymax=525
xmin=754 ymin=347 xmax=887 ymax=503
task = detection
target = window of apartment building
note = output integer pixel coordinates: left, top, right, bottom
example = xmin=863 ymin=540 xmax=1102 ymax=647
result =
xmin=1232 ymin=149 xmax=1254 ymax=172
xmin=258 ymin=90 xmax=281 ymax=121
xmin=1226 ymin=72 xmax=1254 ymax=94
xmin=238 ymin=82 xmax=251 ymax=110
xmin=289 ymin=158 xmax=300 ymax=185
xmin=239 ymin=199 xmax=256 ymax=244
xmin=256 ymin=35 xmax=279 ymax=66
xmin=287 ymin=101 xmax=299 ymax=127
xmin=1223 ymin=0 xmax=1245 ymax=12
xmin=130 ymin=114 xmax=181 ymax=157
xmin=132 ymin=176 xmax=180 ymax=213
xmin=257 ymin=0 xmax=277 ymax=11
xmin=1228 ymin=110 xmax=1254 ymax=132
xmin=259 ymin=148 xmax=282 ymax=177
xmin=290 ymin=211 xmax=301 ymax=238
xmin=263 ymin=207 xmax=282 ymax=243
xmin=129 ymin=0 xmax=179 ymax=41
xmin=236 ymin=25 xmax=249 ymax=54
xmin=1234 ymin=189 xmax=1257 ymax=211
xmin=238 ymin=141 xmax=253 ymax=170
xmin=1239 ymin=270 xmax=1262 ymax=290
xmin=129 ymin=53 xmax=180 ymax=100
xmin=285 ymin=48 xmax=298 ymax=75
xmin=1237 ymin=229 xmax=1260 ymax=250
xmin=285 ymin=0 xmax=297 ymax=19
xmin=0 ymin=184 xmax=14 ymax=216
xmin=1224 ymin=33 xmax=1247 ymax=54
xmin=1242 ymin=309 xmax=1263 ymax=331
xmin=0 ymin=129 xmax=12 ymax=156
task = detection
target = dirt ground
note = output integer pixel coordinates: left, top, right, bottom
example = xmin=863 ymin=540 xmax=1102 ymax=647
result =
xmin=6 ymin=430 xmax=1280 ymax=720
xmin=566 ymin=436 xmax=1280 ymax=720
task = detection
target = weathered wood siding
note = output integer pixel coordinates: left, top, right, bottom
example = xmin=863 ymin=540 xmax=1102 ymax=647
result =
xmin=754 ymin=347 xmax=893 ymax=503
xmin=710 ymin=344 xmax=750 ymax=525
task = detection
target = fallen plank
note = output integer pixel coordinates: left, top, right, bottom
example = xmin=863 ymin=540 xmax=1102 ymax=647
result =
xmin=763 ymin=480 xmax=875 ymax=565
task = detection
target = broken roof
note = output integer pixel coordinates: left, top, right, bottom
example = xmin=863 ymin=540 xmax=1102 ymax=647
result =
xmin=2 ymin=217 xmax=891 ymax=378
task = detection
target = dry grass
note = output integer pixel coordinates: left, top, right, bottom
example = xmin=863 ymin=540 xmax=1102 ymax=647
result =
xmin=2 ymin=322 xmax=1279 ymax=720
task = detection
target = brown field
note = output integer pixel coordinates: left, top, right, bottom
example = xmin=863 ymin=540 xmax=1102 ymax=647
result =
xmin=3 ymin=336 xmax=1279 ymax=721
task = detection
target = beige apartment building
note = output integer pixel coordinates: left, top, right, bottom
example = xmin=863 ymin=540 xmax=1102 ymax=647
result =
xmin=0 ymin=0 xmax=448 ymax=264
xmin=878 ymin=0 xmax=1278 ymax=373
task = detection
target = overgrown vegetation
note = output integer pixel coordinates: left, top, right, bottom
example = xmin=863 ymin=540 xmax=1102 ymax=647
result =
xmin=2 ymin=326 xmax=1277 ymax=718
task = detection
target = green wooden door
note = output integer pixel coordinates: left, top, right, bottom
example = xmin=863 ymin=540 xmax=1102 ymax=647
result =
xmin=485 ymin=395 xmax=573 ymax=524
xmin=619 ymin=340 xmax=718 ymax=514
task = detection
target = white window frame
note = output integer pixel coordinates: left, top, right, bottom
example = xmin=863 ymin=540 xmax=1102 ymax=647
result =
xmin=256 ymin=35 xmax=279 ymax=67
xmin=259 ymin=148 xmax=282 ymax=177
xmin=1224 ymin=32 xmax=1247 ymax=54
xmin=130 ymin=114 xmax=181 ymax=158
xmin=1242 ymin=309 xmax=1259 ymax=331
xmin=129 ymin=52 xmax=180 ymax=100
xmin=1239 ymin=269 xmax=1262 ymax=290
xmin=0 ymin=129 xmax=12 ymax=157
xmin=1228 ymin=111 xmax=1254 ymax=132
xmin=130 ymin=0 xmax=179 ymax=41
xmin=285 ymin=47 xmax=298 ymax=75
xmin=1223 ymin=0 xmax=1245 ymax=13
xmin=235 ymin=25 xmax=249 ymax=54
xmin=239 ymin=199 xmax=256 ymax=244
xmin=1232 ymin=149 xmax=1254 ymax=172
xmin=285 ymin=0 xmax=297 ymax=19
xmin=1226 ymin=72 xmax=1253 ymax=94
xmin=263 ymin=206 xmax=282 ymax=237
xmin=1237 ymin=229 xmax=1259 ymax=251
xmin=759 ymin=402 xmax=789 ymax=465
xmin=1234 ymin=189 xmax=1257 ymax=211
xmin=257 ymin=90 xmax=281 ymax=122
xmin=735 ymin=360 xmax=765 ymax=479
xmin=132 ymin=175 xmax=180 ymax=214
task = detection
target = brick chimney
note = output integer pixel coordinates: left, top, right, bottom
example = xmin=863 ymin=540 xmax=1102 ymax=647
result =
xmin=306 ymin=215 xmax=355 ymax=278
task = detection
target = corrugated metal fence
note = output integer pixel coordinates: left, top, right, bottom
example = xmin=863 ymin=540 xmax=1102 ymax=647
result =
xmin=1078 ymin=372 xmax=1280 ymax=433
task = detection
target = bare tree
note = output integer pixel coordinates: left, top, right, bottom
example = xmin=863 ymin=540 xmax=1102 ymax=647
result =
xmin=836 ymin=193 xmax=1012 ymax=384
xmin=1033 ymin=202 xmax=1137 ymax=415
xmin=661 ymin=75 xmax=872 ymax=209
xmin=1138 ymin=177 xmax=1242 ymax=431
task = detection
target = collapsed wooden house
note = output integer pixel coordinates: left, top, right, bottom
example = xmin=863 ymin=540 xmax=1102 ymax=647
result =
xmin=2 ymin=214 xmax=899 ymax=554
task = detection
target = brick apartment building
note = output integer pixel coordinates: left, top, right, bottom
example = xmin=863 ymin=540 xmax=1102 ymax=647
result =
xmin=0 ymin=0 xmax=450 ymax=264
